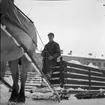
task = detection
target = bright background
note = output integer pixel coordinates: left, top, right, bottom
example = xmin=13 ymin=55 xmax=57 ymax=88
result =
xmin=15 ymin=0 xmax=105 ymax=58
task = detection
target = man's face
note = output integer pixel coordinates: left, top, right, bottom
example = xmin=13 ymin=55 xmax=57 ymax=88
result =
xmin=48 ymin=35 xmax=54 ymax=42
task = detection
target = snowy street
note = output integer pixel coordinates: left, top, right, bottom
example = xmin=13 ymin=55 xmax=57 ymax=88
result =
xmin=0 ymin=83 xmax=105 ymax=105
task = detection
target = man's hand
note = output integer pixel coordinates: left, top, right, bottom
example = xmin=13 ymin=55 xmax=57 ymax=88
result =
xmin=48 ymin=56 xmax=53 ymax=60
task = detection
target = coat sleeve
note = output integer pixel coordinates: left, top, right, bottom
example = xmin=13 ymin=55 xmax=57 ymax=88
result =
xmin=41 ymin=44 xmax=48 ymax=57
xmin=41 ymin=45 xmax=46 ymax=57
xmin=53 ymin=43 xmax=61 ymax=59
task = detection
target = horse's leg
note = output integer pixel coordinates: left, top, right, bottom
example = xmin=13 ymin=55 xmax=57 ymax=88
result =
xmin=9 ymin=59 xmax=19 ymax=102
xmin=0 ymin=62 xmax=6 ymax=78
xmin=17 ymin=55 xmax=30 ymax=103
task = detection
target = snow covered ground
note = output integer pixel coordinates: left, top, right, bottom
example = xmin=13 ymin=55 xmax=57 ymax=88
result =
xmin=0 ymin=83 xmax=105 ymax=105
xmin=1 ymin=60 xmax=105 ymax=105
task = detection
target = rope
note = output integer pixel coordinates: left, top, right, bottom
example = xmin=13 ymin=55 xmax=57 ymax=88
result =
xmin=7 ymin=4 xmax=38 ymax=48
xmin=34 ymin=25 xmax=51 ymax=56
xmin=15 ymin=3 xmax=50 ymax=56
xmin=14 ymin=5 xmax=46 ymax=54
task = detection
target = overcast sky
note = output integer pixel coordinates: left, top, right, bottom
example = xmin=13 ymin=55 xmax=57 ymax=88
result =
xmin=15 ymin=0 xmax=105 ymax=58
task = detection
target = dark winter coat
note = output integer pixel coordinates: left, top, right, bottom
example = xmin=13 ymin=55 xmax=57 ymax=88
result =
xmin=41 ymin=41 xmax=61 ymax=74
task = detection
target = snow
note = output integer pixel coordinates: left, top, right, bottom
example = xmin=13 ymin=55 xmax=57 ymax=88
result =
xmin=1 ymin=71 xmax=105 ymax=105
xmin=68 ymin=60 xmax=99 ymax=69
xmin=1 ymin=66 xmax=105 ymax=105
xmin=25 ymin=98 xmax=105 ymax=105
xmin=68 ymin=60 xmax=82 ymax=65
xmin=88 ymin=63 xmax=99 ymax=68
xmin=0 ymin=84 xmax=105 ymax=105
xmin=4 ymin=76 xmax=13 ymax=86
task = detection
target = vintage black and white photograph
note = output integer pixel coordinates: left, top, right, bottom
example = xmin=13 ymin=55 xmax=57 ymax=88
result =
xmin=0 ymin=0 xmax=105 ymax=105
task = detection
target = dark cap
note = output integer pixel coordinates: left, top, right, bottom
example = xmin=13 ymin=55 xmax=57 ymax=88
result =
xmin=48 ymin=32 xmax=54 ymax=37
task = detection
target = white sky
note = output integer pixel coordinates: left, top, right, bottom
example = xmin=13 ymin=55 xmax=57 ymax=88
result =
xmin=15 ymin=0 xmax=105 ymax=58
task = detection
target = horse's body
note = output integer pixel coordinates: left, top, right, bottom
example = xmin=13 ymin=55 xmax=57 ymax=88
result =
xmin=0 ymin=0 xmax=37 ymax=103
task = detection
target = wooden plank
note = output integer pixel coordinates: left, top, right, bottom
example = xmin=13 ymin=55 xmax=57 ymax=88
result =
xmin=66 ymin=62 xmax=104 ymax=73
xmin=66 ymin=89 xmax=105 ymax=94
xmin=64 ymin=85 xmax=105 ymax=90
xmin=90 ymin=76 xmax=105 ymax=82
xmin=66 ymin=68 xmax=89 ymax=75
xmin=90 ymin=72 xmax=105 ymax=78
xmin=66 ymin=67 xmax=105 ymax=78
xmin=25 ymin=84 xmax=40 ymax=87
xmin=51 ymin=67 xmax=61 ymax=72
xmin=65 ymin=79 xmax=105 ymax=86
xmin=64 ymin=73 xmax=105 ymax=82
xmin=65 ymin=73 xmax=89 ymax=80
xmin=65 ymin=79 xmax=90 ymax=85
xmin=51 ymin=73 xmax=60 ymax=78
xmin=50 ymin=79 xmax=60 ymax=84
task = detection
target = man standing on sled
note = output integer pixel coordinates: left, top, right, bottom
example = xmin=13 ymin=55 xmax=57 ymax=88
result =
xmin=41 ymin=32 xmax=61 ymax=79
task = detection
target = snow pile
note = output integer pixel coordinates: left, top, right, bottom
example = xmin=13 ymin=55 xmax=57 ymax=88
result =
xmin=67 ymin=88 xmax=75 ymax=91
xmin=68 ymin=60 xmax=99 ymax=69
xmin=88 ymin=63 xmax=99 ymax=68
xmin=27 ymin=92 xmax=56 ymax=100
xmin=0 ymin=84 xmax=10 ymax=103
xmin=31 ymin=86 xmax=50 ymax=93
xmin=4 ymin=75 xmax=13 ymax=86
xmin=99 ymin=88 xmax=105 ymax=95
xmin=68 ymin=60 xmax=82 ymax=65
xmin=69 ymin=94 xmax=77 ymax=100
xmin=55 ymin=87 xmax=64 ymax=91
xmin=77 ymin=87 xmax=84 ymax=91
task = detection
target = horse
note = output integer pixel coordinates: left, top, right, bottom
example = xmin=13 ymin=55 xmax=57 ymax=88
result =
xmin=0 ymin=0 xmax=37 ymax=104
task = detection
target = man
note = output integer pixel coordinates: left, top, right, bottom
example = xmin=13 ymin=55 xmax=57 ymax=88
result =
xmin=41 ymin=32 xmax=61 ymax=79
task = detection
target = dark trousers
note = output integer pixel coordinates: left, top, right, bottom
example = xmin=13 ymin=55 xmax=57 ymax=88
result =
xmin=42 ymin=59 xmax=57 ymax=75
